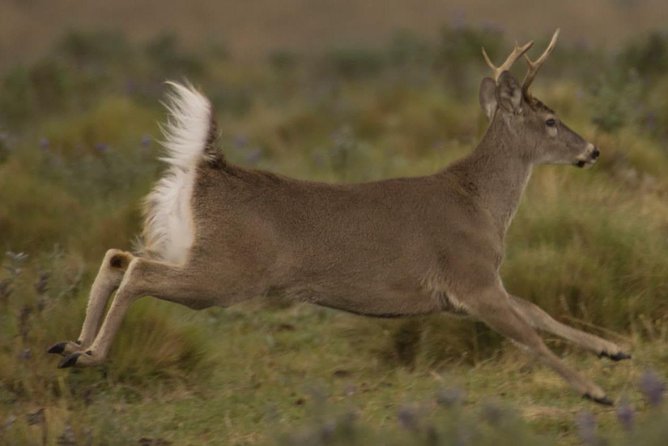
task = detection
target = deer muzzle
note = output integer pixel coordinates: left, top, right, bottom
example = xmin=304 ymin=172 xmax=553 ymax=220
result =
xmin=575 ymin=144 xmax=600 ymax=168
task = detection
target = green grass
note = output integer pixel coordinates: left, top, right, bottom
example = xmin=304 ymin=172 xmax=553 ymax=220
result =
xmin=1 ymin=286 xmax=665 ymax=444
xmin=1 ymin=27 xmax=668 ymax=445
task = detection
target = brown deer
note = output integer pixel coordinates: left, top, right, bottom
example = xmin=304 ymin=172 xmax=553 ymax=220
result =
xmin=49 ymin=30 xmax=630 ymax=405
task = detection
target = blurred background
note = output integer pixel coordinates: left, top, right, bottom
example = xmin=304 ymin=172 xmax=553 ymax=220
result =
xmin=0 ymin=1 xmax=667 ymax=445
xmin=2 ymin=0 xmax=668 ymax=65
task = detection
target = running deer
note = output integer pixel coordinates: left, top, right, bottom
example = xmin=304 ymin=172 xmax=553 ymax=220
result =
xmin=49 ymin=30 xmax=630 ymax=405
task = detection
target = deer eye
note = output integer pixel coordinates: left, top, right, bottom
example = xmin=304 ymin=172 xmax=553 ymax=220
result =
xmin=545 ymin=118 xmax=557 ymax=127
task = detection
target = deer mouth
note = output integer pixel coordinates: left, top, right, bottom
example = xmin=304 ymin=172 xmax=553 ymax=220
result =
xmin=574 ymin=158 xmax=597 ymax=169
xmin=574 ymin=145 xmax=600 ymax=168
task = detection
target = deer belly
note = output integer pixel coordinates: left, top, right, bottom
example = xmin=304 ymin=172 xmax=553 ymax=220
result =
xmin=294 ymin=284 xmax=442 ymax=317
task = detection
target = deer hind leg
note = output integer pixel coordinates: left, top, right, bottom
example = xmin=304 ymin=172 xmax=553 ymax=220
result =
xmin=509 ymin=295 xmax=631 ymax=361
xmin=48 ymin=249 xmax=134 ymax=356
xmin=465 ymin=286 xmax=612 ymax=405
xmin=57 ymin=256 xmax=226 ymax=368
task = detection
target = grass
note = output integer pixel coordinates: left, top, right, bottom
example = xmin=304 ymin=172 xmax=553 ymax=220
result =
xmin=2 ymin=290 xmax=664 ymax=444
xmin=1 ymin=25 xmax=668 ymax=445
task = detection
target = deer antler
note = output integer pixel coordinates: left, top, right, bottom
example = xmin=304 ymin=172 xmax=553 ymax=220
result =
xmin=522 ymin=29 xmax=560 ymax=97
xmin=482 ymin=40 xmax=534 ymax=82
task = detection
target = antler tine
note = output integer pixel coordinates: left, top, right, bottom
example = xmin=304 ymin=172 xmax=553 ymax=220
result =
xmin=482 ymin=40 xmax=534 ymax=82
xmin=522 ymin=28 xmax=560 ymax=96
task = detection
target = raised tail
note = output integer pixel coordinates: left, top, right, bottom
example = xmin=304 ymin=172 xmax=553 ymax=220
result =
xmin=161 ymin=81 xmax=223 ymax=169
xmin=139 ymin=81 xmax=222 ymax=263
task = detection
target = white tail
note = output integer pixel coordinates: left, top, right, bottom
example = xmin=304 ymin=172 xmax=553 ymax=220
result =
xmin=142 ymin=82 xmax=212 ymax=264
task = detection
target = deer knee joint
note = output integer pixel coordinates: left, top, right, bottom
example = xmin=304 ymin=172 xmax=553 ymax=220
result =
xmin=106 ymin=250 xmax=132 ymax=270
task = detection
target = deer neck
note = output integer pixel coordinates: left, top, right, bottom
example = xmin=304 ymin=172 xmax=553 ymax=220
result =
xmin=448 ymin=121 xmax=533 ymax=238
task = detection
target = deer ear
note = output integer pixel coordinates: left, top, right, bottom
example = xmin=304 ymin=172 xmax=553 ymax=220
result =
xmin=479 ymin=77 xmax=497 ymax=120
xmin=496 ymin=71 xmax=523 ymax=113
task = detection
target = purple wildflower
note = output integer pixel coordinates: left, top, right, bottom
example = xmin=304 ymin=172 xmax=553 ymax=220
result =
xmin=397 ymin=404 xmax=419 ymax=431
xmin=319 ymin=420 xmax=336 ymax=441
xmin=455 ymin=425 xmax=472 ymax=446
xmin=481 ymin=402 xmax=504 ymax=425
xmin=233 ymin=134 xmax=248 ymax=150
xmin=141 ymin=135 xmax=152 ymax=148
xmin=95 ymin=143 xmax=109 ymax=154
xmin=575 ymin=411 xmax=599 ymax=446
xmin=246 ymin=148 xmax=262 ymax=164
xmin=639 ymin=370 xmax=665 ymax=407
xmin=331 ymin=126 xmax=353 ymax=147
xmin=312 ymin=152 xmax=326 ymax=168
xmin=338 ymin=410 xmax=357 ymax=435
xmin=436 ymin=387 xmax=465 ymax=408
xmin=616 ymin=401 xmax=635 ymax=431
xmin=39 ymin=138 xmax=50 ymax=151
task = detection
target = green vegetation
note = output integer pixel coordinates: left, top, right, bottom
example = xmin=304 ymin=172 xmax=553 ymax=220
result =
xmin=0 ymin=27 xmax=667 ymax=445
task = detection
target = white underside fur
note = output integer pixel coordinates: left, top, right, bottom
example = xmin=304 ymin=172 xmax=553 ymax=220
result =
xmin=141 ymin=82 xmax=211 ymax=264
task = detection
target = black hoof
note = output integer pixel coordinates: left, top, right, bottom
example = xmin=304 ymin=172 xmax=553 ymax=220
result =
xmin=599 ymin=351 xmax=632 ymax=361
xmin=47 ymin=342 xmax=66 ymax=355
xmin=609 ymin=352 xmax=632 ymax=361
xmin=583 ymin=393 xmax=614 ymax=406
xmin=58 ymin=352 xmax=81 ymax=369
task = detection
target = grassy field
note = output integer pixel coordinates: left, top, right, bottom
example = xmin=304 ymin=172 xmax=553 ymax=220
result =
xmin=1 ymin=24 xmax=667 ymax=445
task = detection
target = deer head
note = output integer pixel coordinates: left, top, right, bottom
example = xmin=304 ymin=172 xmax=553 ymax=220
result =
xmin=478 ymin=29 xmax=599 ymax=168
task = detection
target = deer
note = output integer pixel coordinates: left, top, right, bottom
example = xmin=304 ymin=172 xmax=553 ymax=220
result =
xmin=48 ymin=29 xmax=630 ymax=405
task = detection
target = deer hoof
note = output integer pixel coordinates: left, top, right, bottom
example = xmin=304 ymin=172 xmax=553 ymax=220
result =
xmin=58 ymin=352 xmax=81 ymax=368
xmin=598 ymin=351 xmax=632 ymax=361
xmin=603 ymin=352 xmax=631 ymax=361
xmin=47 ymin=342 xmax=67 ymax=355
xmin=583 ymin=393 xmax=614 ymax=406
xmin=48 ymin=340 xmax=81 ymax=356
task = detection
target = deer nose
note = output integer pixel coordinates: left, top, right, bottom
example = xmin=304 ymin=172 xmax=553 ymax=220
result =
xmin=591 ymin=147 xmax=600 ymax=159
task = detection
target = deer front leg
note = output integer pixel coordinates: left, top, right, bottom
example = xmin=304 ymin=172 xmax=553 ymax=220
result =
xmin=508 ymin=295 xmax=631 ymax=361
xmin=465 ymin=286 xmax=612 ymax=405
xmin=48 ymin=249 xmax=134 ymax=356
